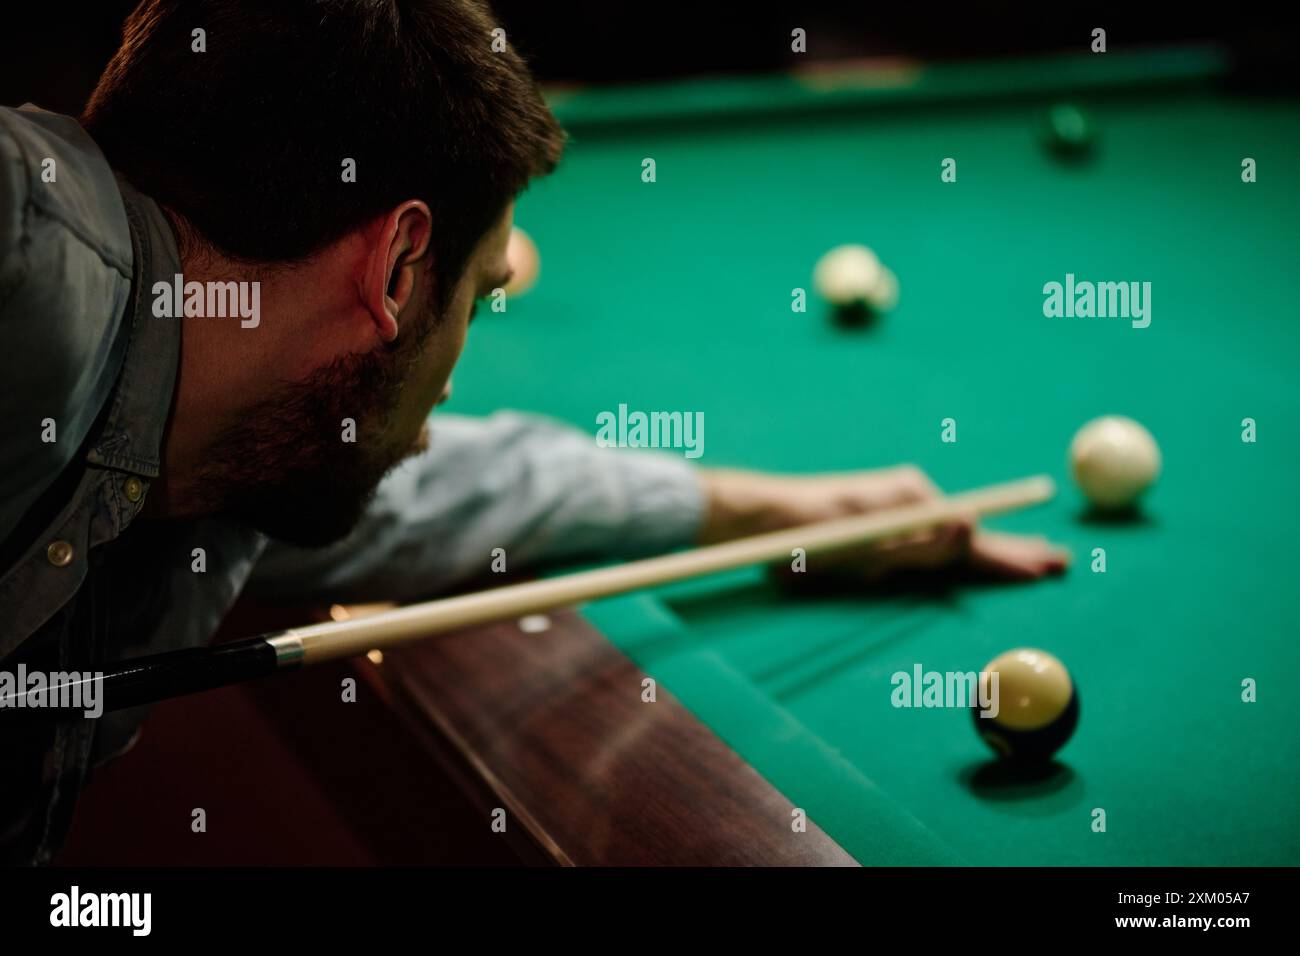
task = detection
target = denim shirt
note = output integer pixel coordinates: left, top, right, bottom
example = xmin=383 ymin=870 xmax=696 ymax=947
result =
xmin=0 ymin=106 xmax=703 ymax=864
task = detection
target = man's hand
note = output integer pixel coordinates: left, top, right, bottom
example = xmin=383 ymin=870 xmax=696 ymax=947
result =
xmin=697 ymin=466 xmax=1069 ymax=583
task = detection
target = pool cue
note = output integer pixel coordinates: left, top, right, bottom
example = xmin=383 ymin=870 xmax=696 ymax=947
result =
xmin=0 ymin=474 xmax=1054 ymax=719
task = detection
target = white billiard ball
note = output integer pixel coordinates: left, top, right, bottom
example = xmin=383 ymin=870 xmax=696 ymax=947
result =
xmin=973 ymin=648 xmax=1079 ymax=761
xmin=1069 ymin=415 xmax=1161 ymax=510
xmin=866 ymin=265 xmax=899 ymax=312
xmin=503 ymin=227 xmax=540 ymax=297
xmin=813 ymin=244 xmax=883 ymax=308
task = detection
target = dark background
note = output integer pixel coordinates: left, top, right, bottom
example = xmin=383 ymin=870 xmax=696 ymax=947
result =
xmin=1 ymin=1 xmax=1297 ymax=115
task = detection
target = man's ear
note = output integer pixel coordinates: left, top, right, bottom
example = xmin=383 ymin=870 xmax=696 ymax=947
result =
xmin=365 ymin=200 xmax=433 ymax=343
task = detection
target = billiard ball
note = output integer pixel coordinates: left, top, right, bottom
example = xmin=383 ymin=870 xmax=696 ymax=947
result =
xmin=503 ymin=226 xmax=540 ymax=296
xmin=1070 ymin=415 xmax=1161 ymax=511
xmin=1043 ymin=102 xmax=1095 ymax=158
xmin=813 ymin=244 xmax=897 ymax=321
xmin=972 ymin=648 xmax=1079 ymax=761
xmin=867 ymin=265 xmax=899 ymax=312
xmin=814 ymin=244 xmax=881 ymax=307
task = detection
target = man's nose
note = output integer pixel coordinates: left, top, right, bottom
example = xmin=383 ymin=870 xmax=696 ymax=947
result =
xmin=437 ymin=380 xmax=453 ymax=405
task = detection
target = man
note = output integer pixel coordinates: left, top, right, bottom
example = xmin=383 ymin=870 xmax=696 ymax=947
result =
xmin=0 ymin=0 xmax=1066 ymax=865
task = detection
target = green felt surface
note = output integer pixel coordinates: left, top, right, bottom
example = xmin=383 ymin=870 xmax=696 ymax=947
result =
xmin=445 ymin=51 xmax=1300 ymax=865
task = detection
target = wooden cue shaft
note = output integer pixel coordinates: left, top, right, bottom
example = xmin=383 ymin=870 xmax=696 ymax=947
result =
xmin=269 ymin=474 xmax=1055 ymax=666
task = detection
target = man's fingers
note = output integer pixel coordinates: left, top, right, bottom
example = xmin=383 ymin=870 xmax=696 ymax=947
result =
xmin=772 ymin=524 xmax=1068 ymax=589
xmin=969 ymin=531 xmax=1071 ymax=579
xmin=806 ymin=464 xmax=941 ymax=516
xmin=859 ymin=517 xmax=975 ymax=580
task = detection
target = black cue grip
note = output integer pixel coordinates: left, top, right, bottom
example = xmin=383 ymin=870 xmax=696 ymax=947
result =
xmin=0 ymin=637 xmax=284 ymax=721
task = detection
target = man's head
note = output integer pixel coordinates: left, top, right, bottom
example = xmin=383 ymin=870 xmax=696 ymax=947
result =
xmin=82 ymin=0 xmax=564 ymax=544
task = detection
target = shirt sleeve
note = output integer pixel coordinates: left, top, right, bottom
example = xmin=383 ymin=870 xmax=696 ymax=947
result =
xmin=245 ymin=411 xmax=707 ymax=603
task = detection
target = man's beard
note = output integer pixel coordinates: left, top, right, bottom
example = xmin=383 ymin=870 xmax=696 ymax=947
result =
xmin=197 ymin=340 xmax=430 ymax=547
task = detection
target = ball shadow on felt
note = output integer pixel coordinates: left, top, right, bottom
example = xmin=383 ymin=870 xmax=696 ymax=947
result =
xmin=830 ymin=302 xmax=882 ymax=330
xmin=957 ymin=759 xmax=1084 ymax=817
xmin=1077 ymin=504 xmax=1157 ymax=527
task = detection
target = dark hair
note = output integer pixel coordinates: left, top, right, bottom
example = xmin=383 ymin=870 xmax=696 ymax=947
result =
xmin=83 ymin=0 xmax=564 ymax=309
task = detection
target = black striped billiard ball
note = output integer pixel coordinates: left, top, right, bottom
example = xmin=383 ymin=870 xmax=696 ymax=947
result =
xmin=972 ymin=648 xmax=1079 ymax=761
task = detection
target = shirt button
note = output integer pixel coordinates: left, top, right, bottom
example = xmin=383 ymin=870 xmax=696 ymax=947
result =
xmin=46 ymin=540 xmax=75 ymax=567
xmin=123 ymin=477 xmax=144 ymax=502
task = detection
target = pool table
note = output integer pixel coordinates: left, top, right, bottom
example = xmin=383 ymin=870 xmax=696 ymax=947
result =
xmin=376 ymin=46 xmax=1300 ymax=867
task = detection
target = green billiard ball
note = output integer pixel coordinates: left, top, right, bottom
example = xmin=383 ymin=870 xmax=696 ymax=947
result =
xmin=972 ymin=648 xmax=1079 ymax=761
xmin=1043 ymin=103 xmax=1096 ymax=158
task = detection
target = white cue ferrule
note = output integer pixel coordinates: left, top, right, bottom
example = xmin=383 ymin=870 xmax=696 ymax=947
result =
xmin=267 ymin=633 xmax=306 ymax=667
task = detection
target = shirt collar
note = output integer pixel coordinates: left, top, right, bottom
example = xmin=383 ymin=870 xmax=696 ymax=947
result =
xmin=84 ymin=177 xmax=182 ymax=479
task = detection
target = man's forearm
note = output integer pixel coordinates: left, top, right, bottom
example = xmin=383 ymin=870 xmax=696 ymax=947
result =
xmin=247 ymin=411 xmax=706 ymax=603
